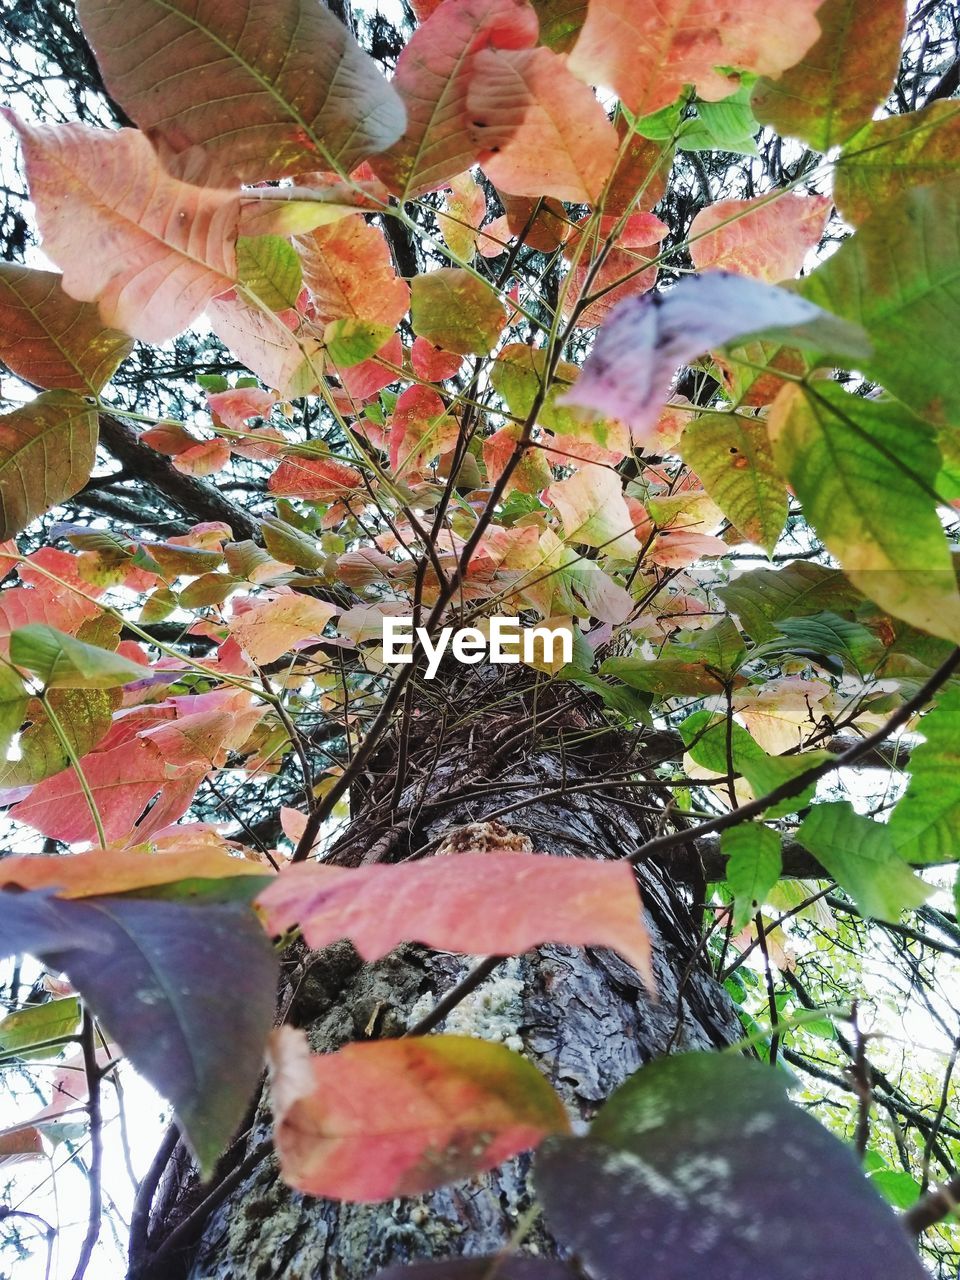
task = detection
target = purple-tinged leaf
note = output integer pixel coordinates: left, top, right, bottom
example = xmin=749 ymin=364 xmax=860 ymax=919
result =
xmin=536 ymin=1053 xmax=927 ymax=1280
xmin=561 ymin=272 xmax=869 ymax=445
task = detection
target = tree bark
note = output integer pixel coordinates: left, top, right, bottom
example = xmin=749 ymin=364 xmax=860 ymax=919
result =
xmin=131 ymin=684 xmax=741 ymax=1280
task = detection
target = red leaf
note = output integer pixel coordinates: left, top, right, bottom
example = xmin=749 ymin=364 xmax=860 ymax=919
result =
xmin=411 ymin=336 xmax=463 ymax=382
xmin=268 ymin=1026 xmax=570 ymax=1201
xmin=268 ymin=455 xmax=363 ymax=500
xmin=257 ymin=851 xmax=654 ymax=988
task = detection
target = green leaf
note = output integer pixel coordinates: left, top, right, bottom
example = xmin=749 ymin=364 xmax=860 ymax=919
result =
xmin=671 ymin=617 xmax=747 ymax=677
xmin=835 ymin=102 xmax=960 ymax=226
xmin=887 ymin=685 xmax=960 ymax=864
xmin=531 ymin=0 xmax=587 ymax=52
xmin=759 ymin=611 xmax=885 ymax=676
xmin=0 ymin=688 xmax=116 ymax=788
xmin=0 ymin=662 xmax=27 ymax=763
xmin=535 ymin=1053 xmax=928 ymax=1280
xmin=752 ymin=0 xmax=906 ymax=153
xmin=600 ymin=655 xmax=727 ymax=698
xmin=800 ymin=179 xmax=960 ymax=428
xmin=0 ymin=390 xmax=98 ymax=538
xmin=680 ymin=709 xmax=832 ymax=818
xmin=235 ymin=235 xmax=303 ymax=311
xmin=562 ymin=669 xmax=653 ymax=724
xmin=678 ymin=84 xmax=759 ymax=156
xmin=722 ymin=822 xmax=782 ymax=929
xmin=770 ymin=383 xmax=960 ymax=642
xmin=681 ymin=412 xmax=786 ymax=554
xmin=260 ymin=516 xmax=326 ymax=571
xmin=492 ymin=345 xmax=624 ymax=449
xmin=323 ymin=317 xmax=394 ymax=367
xmin=869 ymin=1169 xmax=923 ymax=1211
xmin=796 ymin=802 xmax=931 ymax=921
xmin=0 ymin=997 xmax=80 ymax=1061
xmin=10 ymin=624 xmax=148 ymax=690
xmin=720 ymin=560 xmax=866 ymax=644
xmin=410 ymin=269 xmax=505 ymax=356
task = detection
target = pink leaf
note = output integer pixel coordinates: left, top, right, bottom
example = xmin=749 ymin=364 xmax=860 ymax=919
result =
xmin=268 ymin=455 xmax=363 ymax=500
xmin=689 ymin=194 xmax=833 ymax=282
xmin=4 ymin=114 xmax=239 ymax=344
xmin=567 ymin=0 xmax=824 ymax=117
xmin=546 ymin=463 xmax=646 ymax=558
xmin=388 ymin=385 xmax=458 ymax=476
xmin=257 ymin=850 xmax=654 ymax=988
xmin=411 ymin=336 xmax=463 ymax=382
xmin=206 ymin=295 xmax=324 ymax=397
xmin=370 ymin=0 xmax=539 ymax=198
xmin=469 ymin=46 xmax=618 ymax=203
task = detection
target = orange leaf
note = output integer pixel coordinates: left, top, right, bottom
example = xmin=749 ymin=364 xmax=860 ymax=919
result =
xmin=229 ymin=593 xmax=336 ymax=664
xmin=268 ymin=1026 xmax=570 ymax=1201
xmin=299 ymin=216 xmax=410 ymax=329
xmin=257 ymin=851 xmax=654 ymax=989
xmin=0 ymin=845 xmax=265 ymax=898
xmin=4 ymin=114 xmax=239 ymax=344
xmin=268 ymin=455 xmax=363 ymax=500
xmin=469 ymin=46 xmax=618 ymax=204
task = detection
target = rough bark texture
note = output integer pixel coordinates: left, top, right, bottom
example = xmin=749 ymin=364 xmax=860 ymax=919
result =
xmin=134 ymin=682 xmax=741 ymax=1280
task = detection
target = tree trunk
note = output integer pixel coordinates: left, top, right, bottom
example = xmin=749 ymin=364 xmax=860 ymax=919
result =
xmin=133 ymin=680 xmax=740 ymax=1280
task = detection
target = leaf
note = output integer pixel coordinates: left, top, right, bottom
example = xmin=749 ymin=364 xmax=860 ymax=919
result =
xmin=688 ymin=194 xmax=832 ymax=282
xmin=681 ymin=412 xmax=786 ymax=553
xmin=10 ymin=736 xmax=201 ymax=845
xmin=5 ymin=113 xmax=240 ymax=344
xmin=229 ymin=594 xmax=336 ymax=664
xmin=257 ymin=851 xmax=654 ymax=989
xmin=769 ymin=382 xmax=960 ymax=642
xmin=10 ymin=624 xmax=148 ymax=689
xmin=833 ymin=102 xmax=960 ymax=226
xmin=721 ymin=822 xmax=782 ymax=929
xmin=324 ymin=319 xmax=395 ymax=368
xmin=0 ymin=391 xmax=98 ymax=539
xmin=531 ymin=0 xmax=587 ymax=53
xmin=796 ymin=802 xmax=931 ymax=920
xmin=752 ymin=0 xmax=906 ymax=152
xmin=493 ymin=343 xmax=627 ymax=449
xmin=299 ymin=216 xmax=410 ymax=329
xmin=268 ymin=1027 xmax=569 ymax=1201
xmin=0 ymin=688 xmax=116 ymax=789
xmin=268 ymin=455 xmax=363 ymax=499
xmin=600 ymin=655 xmax=728 ymax=699
xmin=0 ymin=845 xmax=269 ymax=897
xmin=0 ymin=263 xmax=133 ymax=393
xmin=467 ymin=46 xmax=618 ymax=203
xmin=563 ymin=272 xmax=870 ymax=446
xmin=389 ymin=385 xmax=459 ymax=476
xmin=369 ymin=0 xmax=539 ymax=199
xmin=719 ymin=560 xmax=863 ymax=643
xmin=411 ymin=268 xmax=506 ymax=355
xmin=535 ymin=1053 xmax=928 ymax=1280
xmin=679 ymin=709 xmax=831 ymax=818
xmin=567 ymin=0 xmax=824 ymax=117
xmin=800 ymin=179 xmax=960 ymax=427
xmin=546 ymin=464 xmax=645 ymax=558
xmin=677 ymin=83 xmax=760 ymax=156
xmin=0 ymin=887 xmax=277 ymax=1174
xmin=887 ymin=686 xmax=960 ymax=865
xmin=206 ymin=294 xmax=324 ymax=398
xmin=763 ymin=612 xmax=884 ymax=676
xmin=0 ymin=998 xmax=80 ymax=1060
xmin=76 ymin=0 xmax=405 ymax=181
xmin=0 ymin=661 xmax=28 ymax=764
xmin=235 ymin=236 xmax=303 ymax=311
